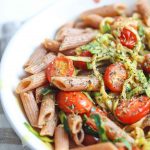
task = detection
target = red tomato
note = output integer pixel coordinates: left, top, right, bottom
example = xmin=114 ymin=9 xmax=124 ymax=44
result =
xmin=104 ymin=63 xmax=127 ymax=93
xmin=119 ymin=28 xmax=137 ymax=49
xmin=56 ymin=91 xmax=93 ymax=114
xmin=115 ymin=96 xmax=150 ymax=124
xmin=74 ymin=51 xmax=92 ymax=70
xmin=83 ymin=134 xmax=99 ymax=146
xmin=142 ymin=54 xmax=150 ymax=73
xmin=46 ymin=56 xmax=74 ymax=82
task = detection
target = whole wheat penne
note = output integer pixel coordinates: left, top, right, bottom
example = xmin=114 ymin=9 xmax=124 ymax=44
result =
xmin=16 ymin=71 xmax=47 ymax=94
xmin=25 ymin=52 xmax=56 ymax=74
xmin=40 ymin=113 xmax=58 ymax=136
xmin=80 ymin=3 xmax=127 ymax=19
xmin=51 ymin=76 xmax=100 ymax=91
xmin=35 ymin=85 xmax=45 ymax=103
xmin=20 ymin=91 xmax=40 ymax=127
xmin=61 ymin=49 xmax=76 ymax=56
xmin=55 ymin=22 xmax=75 ymax=41
xmin=68 ymin=114 xmax=82 ymax=134
xmin=136 ymin=0 xmax=150 ymax=27
xmin=59 ymin=32 xmax=97 ymax=51
xmin=43 ymin=39 xmax=60 ymax=52
xmin=38 ymin=94 xmax=55 ymax=126
xmin=24 ymin=45 xmax=47 ymax=67
xmin=74 ymin=21 xmax=88 ymax=29
xmin=70 ymin=142 xmax=118 ymax=150
xmin=82 ymin=14 xmax=103 ymax=28
xmin=72 ymin=129 xmax=84 ymax=146
xmin=54 ymin=125 xmax=69 ymax=150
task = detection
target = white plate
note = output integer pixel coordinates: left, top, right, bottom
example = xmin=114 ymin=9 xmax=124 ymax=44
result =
xmin=0 ymin=0 xmax=136 ymax=149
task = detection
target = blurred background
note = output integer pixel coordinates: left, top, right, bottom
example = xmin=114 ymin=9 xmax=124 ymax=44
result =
xmin=0 ymin=0 xmax=57 ymax=149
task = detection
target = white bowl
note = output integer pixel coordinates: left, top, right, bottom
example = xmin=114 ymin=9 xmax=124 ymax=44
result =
xmin=0 ymin=0 xmax=136 ymax=149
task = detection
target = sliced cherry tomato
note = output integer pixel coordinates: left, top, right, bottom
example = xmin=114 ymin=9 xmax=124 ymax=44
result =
xmin=83 ymin=134 xmax=99 ymax=146
xmin=115 ymin=96 xmax=150 ymax=124
xmin=56 ymin=91 xmax=93 ymax=114
xmin=46 ymin=56 xmax=75 ymax=82
xmin=74 ymin=51 xmax=92 ymax=70
xmin=104 ymin=63 xmax=127 ymax=93
xmin=119 ymin=28 xmax=137 ymax=49
xmin=142 ymin=54 xmax=150 ymax=73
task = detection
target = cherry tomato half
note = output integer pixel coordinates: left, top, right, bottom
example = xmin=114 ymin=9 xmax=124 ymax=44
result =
xmin=46 ymin=56 xmax=75 ymax=82
xmin=142 ymin=54 xmax=150 ymax=74
xmin=56 ymin=91 xmax=93 ymax=114
xmin=104 ymin=63 xmax=127 ymax=93
xmin=119 ymin=28 xmax=137 ymax=49
xmin=74 ymin=51 xmax=92 ymax=70
xmin=115 ymin=96 xmax=150 ymax=124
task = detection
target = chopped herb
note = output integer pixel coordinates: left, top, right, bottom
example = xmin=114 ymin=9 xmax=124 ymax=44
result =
xmin=102 ymin=24 xmax=111 ymax=33
xmin=24 ymin=122 xmax=53 ymax=143
xmin=90 ymin=114 xmax=108 ymax=142
xmin=41 ymin=87 xmax=58 ymax=95
xmin=59 ymin=111 xmax=71 ymax=135
xmin=138 ymin=24 xmax=145 ymax=37
xmin=82 ymin=114 xmax=88 ymax=124
xmin=114 ymin=138 xmax=132 ymax=150
xmin=82 ymin=92 xmax=95 ymax=104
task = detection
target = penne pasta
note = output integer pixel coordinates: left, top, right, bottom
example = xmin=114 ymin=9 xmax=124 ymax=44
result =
xmin=82 ymin=14 xmax=103 ymax=28
xmin=51 ymin=76 xmax=100 ymax=91
xmin=24 ymin=45 xmax=47 ymax=67
xmin=43 ymin=39 xmax=60 ymax=52
xmin=61 ymin=49 xmax=76 ymax=56
xmin=68 ymin=114 xmax=82 ymax=134
xmin=40 ymin=113 xmax=58 ymax=136
xmin=74 ymin=21 xmax=88 ymax=29
xmin=25 ymin=52 xmax=56 ymax=74
xmin=72 ymin=129 xmax=84 ymax=146
xmin=38 ymin=94 xmax=55 ymax=126
xmin=136 ymin=0 xmax=150 ymax=27
xmin=20 ymin=91 xmax=40 ymax=127
xmin=54 ymin=125 xmax=69 ymax=150
xmin=35 ymin=85 xmax=46 ymax=103
xmin=80 ymin=3 xmax=127 ymax=19
xmin=70 ymin=142 xmax=118 ymax=150
xmin=59 ymin=32 xmax=97 ymax=51
xmin=16 ymin=71 xmax=47 ymax=93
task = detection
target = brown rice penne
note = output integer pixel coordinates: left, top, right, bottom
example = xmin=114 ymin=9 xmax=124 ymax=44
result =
xmin=59 ymin=32 xmax=97 ymax=51
xmin=51 ymin=76 xmax=100 ymax=91
xmin=24 ymin=45 xmax=47 ymax=67
xmin=38 ymin=94 xmax=55 ymax=126
xmin=82 ymin=14 xmax=103 ymax=28
xmin=25 ymin=52 xmax=56 ymax=74
xmin=16 ymin=71 xmax=47 ymax=93
xmin=54 ymin=125 xmax=69 ymax=150
xmin=68 ymin=114 xmax=82 ymax=134
xmin=43 ymin=39 xmax=60 ymax=52
xmin=136 ymin=0 xmax=150 ymax=27
xmin=20 ymin=91 xmax=40 ymax=127
xmin=80 ymin=3 xmax=127 ymax=19
xmin=70 ymin=142 xmax=118 ymax=150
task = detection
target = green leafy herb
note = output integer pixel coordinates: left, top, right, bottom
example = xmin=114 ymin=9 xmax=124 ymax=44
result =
xmin=82 ymin=114 xmax=88 ymax=124
xmin=59 ymin=111 xmax=71 ymax=135
xmin=24 ymin=122 xmax=53 ymax=143
xmin=90 ymin=114 xmax=108 ymax=142
xmin=138 ymin=24 xmax=145 ymax=37
xmin=41 ymin=87 xmax=58 ymax=96
xmin=114 ymin=138 xmax=132 ymax=150
xmin=82 ymin=92 xmax=95 ymax=104
xmin=102 ymin=24 xmax=111 ymax=33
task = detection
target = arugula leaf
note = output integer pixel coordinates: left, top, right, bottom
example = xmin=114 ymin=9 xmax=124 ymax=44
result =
xmin=82 ymin=114 xmax=88 ymax=124
xmin=59 ymin=111 xmax=71 ymax=135
xmin=90 ymin=114 xmax=108 ymax=142
xmin=114 ymin=138 xmax=132 ymax=150
xmin=41 ymin=87 xmax=58 ymax=96
xmin=24 ymin=122 xmax=53 ymax=143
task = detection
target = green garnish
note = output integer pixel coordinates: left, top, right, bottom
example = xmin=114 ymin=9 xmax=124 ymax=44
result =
xmin=24 ymin=122 xmax=53 ymax=143
xmin=114 ymin=138 xmax=132 ymax=150
xmin=82 ymin=92 xmax=95 ymax=104
xmin=90 ymin=114 xmax=108 ymax=142
xmin=138 ymin=24 xmax=145 ymax=37
xmin=59 ymin=111 xmax=71 ymax=135
xmin=41 ymin=87 xmax=58 ymax=96
xmin=102 ymin=24 xmax=111 ymax=33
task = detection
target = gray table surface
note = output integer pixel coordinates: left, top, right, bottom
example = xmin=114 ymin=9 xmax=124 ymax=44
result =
xmin=0 ymin=22 xmax=26 ymax=150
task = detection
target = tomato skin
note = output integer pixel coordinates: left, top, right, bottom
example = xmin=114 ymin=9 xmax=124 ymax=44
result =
xmin=115 ymin=96 xmax=150 ymax=124
xmin=119 ymin=28 xmax=137 ymax=49
xmin=56 ymin=92 xmax=93 ymax=114
xmin=83 ymin=134 xmax=99 ymax=146
xmin=74 ymin=51 xmax=92 ymax=70
xmin=104 ymin=63 xmax=127 ymax=93
xmin=142 ymin=54 xmax=150 ymax=73
xmin=46 ymin=56 xmax=74 ymax=82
